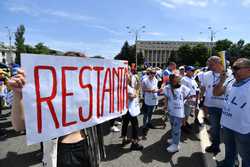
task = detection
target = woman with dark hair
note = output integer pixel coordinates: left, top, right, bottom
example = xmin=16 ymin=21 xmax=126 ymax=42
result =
xmin=163 ymin=74 xmax=190 ymax=152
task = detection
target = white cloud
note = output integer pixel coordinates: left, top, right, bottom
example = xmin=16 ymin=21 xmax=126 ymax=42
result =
xmin=160 ymin=2 xmax=176 ymax=8
xmin=242 ymin=0 xmax=250 ymax=7
xmin=89 ymin=25 xmax=121 ymax=35
xmin=8 ymin=5 xmax=39 ymax=16
xmin=156 ymin=0 xmax=209 ymax=8
xmin=46 ymin=10 xmax=94 ymax=21
xmin=5 ymin=1 xmax=94 ymax=21
xmin=145 ymin=31 xmax=164 ymax=36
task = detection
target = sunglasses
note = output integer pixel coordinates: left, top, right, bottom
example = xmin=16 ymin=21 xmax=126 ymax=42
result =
xmin=150 ymin=72 xmax=156 ymax=75
xmin=232 ymin=66 xmax=249 ymax=71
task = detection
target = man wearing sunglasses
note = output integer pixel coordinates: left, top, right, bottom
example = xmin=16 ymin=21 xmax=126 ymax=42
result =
xmin=213 ymin=58 xmax=250 ymax=167
xmin=141 ymin=68 xmax=161 ymax=138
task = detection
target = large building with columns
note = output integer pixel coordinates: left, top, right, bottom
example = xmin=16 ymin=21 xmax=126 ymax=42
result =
xmin=0 ymin=42 xmax=16 ymax=65
xmin=136 ymin=40 xmax=214 ymax=68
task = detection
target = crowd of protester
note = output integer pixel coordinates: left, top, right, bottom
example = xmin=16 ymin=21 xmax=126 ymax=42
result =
xmin=1 ymin=53 xmax=250 ymax=167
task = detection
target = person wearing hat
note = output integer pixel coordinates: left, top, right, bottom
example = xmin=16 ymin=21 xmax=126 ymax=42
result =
xmin=181 ymin=66 xmax=201 ymax=132
xmin=162 ymin=62 xmax=178 ymax=86
xmin=179 ymin=66 xmax=185 ymax=78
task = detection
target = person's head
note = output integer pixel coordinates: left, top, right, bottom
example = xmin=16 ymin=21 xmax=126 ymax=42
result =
xmin=64 ymin=51 xmax=86 ymax=57
xmin=232 ymin=58 xmax=250 ymax=82
xmin=185 ymin=66 xmax=195 ymax=77
xmin=146 ymin=67 xmax=151 ymax=75
xmin=169 ymin=73 xmax=181 ymax=88
xmin=179 ymin=66 xmax=185 ymax=75
xmin=206 ymin=56 xmax=224 ymax=73
xmin=148 ymin=68 xmax=156 ymax=80
xmin=168 ymin=62 xmax=176 ymax=71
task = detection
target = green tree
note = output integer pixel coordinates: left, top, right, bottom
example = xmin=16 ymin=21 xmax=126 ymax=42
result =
xmin=137 ymin=51 xmax=144 ymax=67
xmin=128 ymin=44 xmax=136 ymax=64
xmin=91 ymin=55 xmax=104 ymax=59
xmin=228 ymin=39 xmax=245 ymax=62
xmin=114 ymin=41 xmax=130 ymax=61
xmin=192 ymin=44 xmax=209 ymax=66
xmin=177 ymin=44 xmax=193 ymax=65
xmin=15 ymin=24 xmax=25 ymax=65
xmin=34 ymin=43 xmax=50 ymax=54
xmin=241 ymin=43 xmax=250 ymax=59
xmin=214 ymin=39 xmax=232 ymax=53
xmin=24 ymin=44 xmax=36 ymax=53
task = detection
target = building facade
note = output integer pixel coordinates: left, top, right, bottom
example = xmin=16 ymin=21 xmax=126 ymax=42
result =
xmin=136 ymin=40 xmax=214 ymax=68
xmin=0 ymin=42 xmax=16 ymax=65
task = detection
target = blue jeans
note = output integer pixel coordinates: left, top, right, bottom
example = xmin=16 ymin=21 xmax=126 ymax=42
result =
xmin=169 ymin=115 xmax=182 ymax=145
xmin=143 ymin=104 xmax=156 ymax=128
xmin=208 ymin=107 xmax=222 ymax=149
xmin=235 ymin=131 xmax=250 ymax=167
xmin=222 ymin=127 xmax=237 ymax=167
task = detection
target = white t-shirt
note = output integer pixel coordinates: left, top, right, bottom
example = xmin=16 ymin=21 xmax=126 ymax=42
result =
xmin=142 ymin=77 xmax=158 ymax=106
xmin=128 ymin=85 xmax=140 ymax=117
xmin=181 ymin=76 xmax=199 ymax=106
xmin=164 ymin=84 xmax=190 ymax=118
xmin=131 ymin=74 xmax=138 ymax=88
xmin=221 ymin=78 xmax=250 ymax=134
xmin=200 ymin=70 xmax=233 ymax=108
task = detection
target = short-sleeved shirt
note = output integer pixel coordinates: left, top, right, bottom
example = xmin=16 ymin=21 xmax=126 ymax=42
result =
xmin=200 ymin=70 xmax=234 ymax=108
xmin=128 ymin=85 xmax=140 ymax=117
xmin=181 ymin=76 xmax=199 ymax=106
xmin=142 ymin=77 xmax=158 ymax=106
xmin=221 ymin=77 xmax=250 ymax=134
xmin=164 ymin=84 xmax=190 ymax=118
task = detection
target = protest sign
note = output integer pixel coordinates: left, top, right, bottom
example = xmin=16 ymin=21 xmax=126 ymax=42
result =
xmin=21 ymin=54 xmax=128 ymax=145
xmin=218 ymin=51 xmax=226 ymax=70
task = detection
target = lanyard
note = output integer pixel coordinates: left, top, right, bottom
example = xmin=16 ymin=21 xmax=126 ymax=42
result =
xmin=212 ymin=72 xmax=220 ymax=86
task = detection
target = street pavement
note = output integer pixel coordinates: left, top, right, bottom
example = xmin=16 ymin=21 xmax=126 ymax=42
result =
xmin=0 ymin=102 xmax=231 ymax=167
xmin=0 ymin=109 xmax=42 ymax=167
xmin=101 ymin=106 xmax=205 ymax=167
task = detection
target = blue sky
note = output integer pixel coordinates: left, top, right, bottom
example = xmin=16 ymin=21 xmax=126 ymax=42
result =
xmin=1 ymin=0 xmax=250 ymax=59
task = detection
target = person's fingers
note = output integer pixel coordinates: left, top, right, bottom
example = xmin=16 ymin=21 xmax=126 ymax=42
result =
xmin=11 ymin=77 xmax=24 ymax=88
xmin=7 ymin=79 xmax=18 ymax=88
xmin=17 ymin=69 xmax=25 ymax=77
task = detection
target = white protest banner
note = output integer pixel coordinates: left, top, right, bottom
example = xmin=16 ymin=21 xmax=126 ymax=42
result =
xmin=21 ymin=54 xmax=128 ymax=145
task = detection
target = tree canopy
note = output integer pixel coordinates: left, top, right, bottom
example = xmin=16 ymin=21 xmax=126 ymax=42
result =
xmin=15 ymin=24 xmax=25 ymax=64
xmin=114 ymin=41 xmax=144 ymax=67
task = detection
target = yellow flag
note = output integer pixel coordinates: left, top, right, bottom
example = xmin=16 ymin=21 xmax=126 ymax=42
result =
xmin=218 ymin=51 xmax=226 ymax=70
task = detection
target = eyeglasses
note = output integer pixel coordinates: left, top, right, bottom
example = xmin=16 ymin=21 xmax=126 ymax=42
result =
xmin=232 ymin=66 xmax=250 ymax=71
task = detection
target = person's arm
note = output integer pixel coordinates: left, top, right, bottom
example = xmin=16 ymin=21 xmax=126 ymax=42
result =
xmin=11 ymin=91 xmax=25 ymax=131
xmin=7 ymin=69 xmax=26 ymax=131
xmin=142 ymin=80 xmax=153 ymax=93
xmin=195 ymin=90 xmax=199 ymax=109
xmin=213 ymin=71 xmax=227 ymax=96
